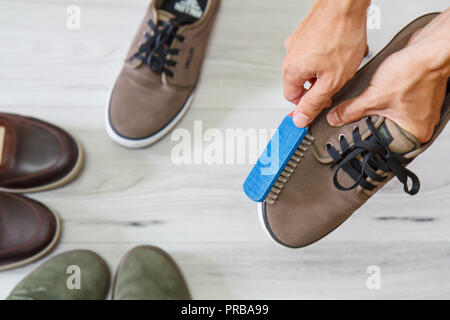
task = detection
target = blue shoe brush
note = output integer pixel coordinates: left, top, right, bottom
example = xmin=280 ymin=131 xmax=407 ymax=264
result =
xmin=243 ymin=112 xmax=314 ymax=204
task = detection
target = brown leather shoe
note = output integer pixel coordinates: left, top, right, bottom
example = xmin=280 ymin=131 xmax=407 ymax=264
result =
xmin=0 ymin=113 xmax=83 ymax=193
xmin=260 ymin=13 xmax=449 ymax=248
xmin=0 ymin=192 xmax=60 ymax=271
xmin=106 ymin=0 xmax=220 ymax=148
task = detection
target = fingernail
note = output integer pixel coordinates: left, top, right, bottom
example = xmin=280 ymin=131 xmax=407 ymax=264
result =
xmin=327 ymin=110 xmax=341 ymax=126
xmin=293 ymin=112 xmax=310 ymax=128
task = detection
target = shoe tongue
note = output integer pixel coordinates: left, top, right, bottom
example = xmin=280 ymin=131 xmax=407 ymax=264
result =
xmin=158 ymin=0 xmax=204 ymax=24
xmin=377 ymin=119 xmax=421 ymax=155
xmin=157 ymin=9 xmax=177 ymax=23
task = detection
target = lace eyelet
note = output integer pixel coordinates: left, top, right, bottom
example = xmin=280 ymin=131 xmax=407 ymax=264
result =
xmin=325 ymin=142 xmax=333 ymax=150
xmin=339 ymin=134 xmax=346 ymax=141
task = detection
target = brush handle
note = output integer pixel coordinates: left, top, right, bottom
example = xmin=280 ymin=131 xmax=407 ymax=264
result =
xmin=243 ymin=114 xmax=308 ymax=202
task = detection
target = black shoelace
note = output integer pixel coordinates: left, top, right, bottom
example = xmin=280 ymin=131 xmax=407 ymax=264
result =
xmin=326 ymin=117 xmax=420 ymax=195
xmin=134 ymin=19 xmax=185 ymax=77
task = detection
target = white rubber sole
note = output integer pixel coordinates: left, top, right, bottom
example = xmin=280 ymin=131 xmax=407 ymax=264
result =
xmin=105 ymin=88 xmax=195 ymax=149
xmin=0 ymin=207 xmax=61 ymax=272
xmin=0 ymin=139 xmax=84 ymax=194
xmin=257 ymin=203 xmax=290 ymax=249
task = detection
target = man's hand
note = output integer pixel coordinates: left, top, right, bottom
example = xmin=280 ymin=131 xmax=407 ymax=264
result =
xmin=283 ymin=0 xmax=370 ymax=127
xmin=327 ymin=9 xmax=450 ymax=143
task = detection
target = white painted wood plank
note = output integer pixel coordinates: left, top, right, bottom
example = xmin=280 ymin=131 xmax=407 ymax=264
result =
xmin=2 ymin=242 xmax=450 ymax=300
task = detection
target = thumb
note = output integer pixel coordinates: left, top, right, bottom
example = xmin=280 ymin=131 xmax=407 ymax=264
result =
xmin=327 ymin=87 xmax=384 ymax=126
xmin=293 ymin=79 xmax=332 ymax=128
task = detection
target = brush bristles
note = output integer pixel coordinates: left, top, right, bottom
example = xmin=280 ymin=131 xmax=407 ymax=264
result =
xmin=264 ymin=133 xmax=315 ymax=205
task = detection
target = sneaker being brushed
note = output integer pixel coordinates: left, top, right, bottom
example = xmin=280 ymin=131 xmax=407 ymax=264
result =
xmin=259 ymin=13 xmax=449 ymax=248
xmin=106 ymin=0 xmax=220 ymax=148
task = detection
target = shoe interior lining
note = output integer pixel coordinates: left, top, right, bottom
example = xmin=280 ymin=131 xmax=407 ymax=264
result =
xmin=160 ymin=0 xmax=208 ymax=24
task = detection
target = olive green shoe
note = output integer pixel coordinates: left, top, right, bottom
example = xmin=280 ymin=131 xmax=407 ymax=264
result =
xmin=7 ymin=250 xmax=110 ymax=300
xmin=112 ymin=246 xmax=191 ymax=300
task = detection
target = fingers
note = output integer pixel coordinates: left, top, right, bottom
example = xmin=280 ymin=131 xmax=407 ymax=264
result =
xmin=293 ymin=79 xmax=333 ymax=127
xmin=291 ymin=91 xmax=306 ymax=106
xmin=283 ymin=79 xmax=306 ymax=104
xmin=282 ymin=57 xmax=312 ymax=104
xmin=364 ymin=44 xmax=369 ymax=58
xmin=327 ymin=87 xmax=385 ymax=126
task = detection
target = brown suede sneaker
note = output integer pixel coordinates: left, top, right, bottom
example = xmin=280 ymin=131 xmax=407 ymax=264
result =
xmin=0 ymin=192 xmax=60 ymax=271
xmin=260 ymin=13 xmax=449 ymax=248
xmin=106 ymin=0 xmax=220 ymax=148
xmin=0 ymin=113 xmax=83 ymax=193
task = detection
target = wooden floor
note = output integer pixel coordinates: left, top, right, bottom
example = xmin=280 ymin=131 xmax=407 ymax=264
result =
xmin=0 ymin=0 xmax=449 ymax=299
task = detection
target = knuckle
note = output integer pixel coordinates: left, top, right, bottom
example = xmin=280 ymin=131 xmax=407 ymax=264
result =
xmin=285 ymin=34 xmax=296 ymax=50
xmin=302 ymin=95 xmax=323 ymax=112
xmin=338 ymin=106 xmax=359 ymax=122
xmin=282 ymin=60 xmax=289 ymax=74
xmin=283 ymin=90 xmax=292 ymax=101
xmin=284 ymin=37 xmax=291 ymax=50
xmin=284 ymin=89 xmax=299 ymax=102
xmin=282 ymin=59 xmax=292 ymax=75
xmin=364 ymin=89 xmax=379 ymax=108
xmin=282 ymin=61 xmax=300 ymax=81
xmin=317 ymin=76 xmax=336 ymax=93
xmin=283 ymin=86 xmax=295 ymax=100
xmin=346 ymin=108 xmax=360 ymax=120
xmin=325 ymin=76 xmax=342 ymax=92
